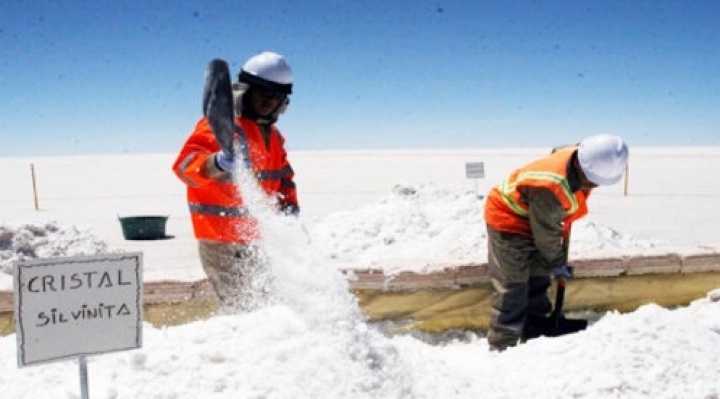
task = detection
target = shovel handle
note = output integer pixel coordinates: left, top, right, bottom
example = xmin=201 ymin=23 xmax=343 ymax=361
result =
xmin=552 ymin=224 xmax=572 ymax=332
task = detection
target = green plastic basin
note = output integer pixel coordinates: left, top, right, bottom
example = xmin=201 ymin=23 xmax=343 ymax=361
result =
xmin=118 ymin=215 xmax=169 ymax=240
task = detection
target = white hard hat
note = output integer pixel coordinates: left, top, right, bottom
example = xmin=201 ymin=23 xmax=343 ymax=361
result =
xmin=578 ymin=134 xmax=629 ymax=185
xmin=238 ymin=51 xmax=293 ymax=94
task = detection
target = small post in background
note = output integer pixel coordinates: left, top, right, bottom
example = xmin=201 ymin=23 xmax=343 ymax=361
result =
xmin=623 ymin=162 xmax=629 ymax=197
xmin=465 ymin=161 xmax=485 ymax=199
xmin=30 ymin=163 xmax=40 ymax=211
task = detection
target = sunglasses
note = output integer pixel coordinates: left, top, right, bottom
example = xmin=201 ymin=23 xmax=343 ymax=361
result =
xmin=254 ymin=88 xmax=287 ymax=101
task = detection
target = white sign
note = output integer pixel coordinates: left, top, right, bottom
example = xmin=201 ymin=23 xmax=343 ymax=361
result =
xmin=14 ymin=252 xmax=143 ymax=367
xmin=465 ymin=162 xmax=485 ymax=179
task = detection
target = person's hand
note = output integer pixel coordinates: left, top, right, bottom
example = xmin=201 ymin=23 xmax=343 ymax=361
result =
xmin=215 ymin=151 xmax=236 ymax=172
xmin=551 ymin=264 xmax=574 ymax=279
xmin=279 ymin=204 xmax=300 ymax=217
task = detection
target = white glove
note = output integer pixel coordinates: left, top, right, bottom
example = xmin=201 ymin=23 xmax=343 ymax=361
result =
xmin=215 ymin=151 xmax=236 ymax=172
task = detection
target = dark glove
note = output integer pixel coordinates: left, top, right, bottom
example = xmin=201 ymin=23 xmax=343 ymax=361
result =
xmin=279 ymin=204 xmax=300 ymax=216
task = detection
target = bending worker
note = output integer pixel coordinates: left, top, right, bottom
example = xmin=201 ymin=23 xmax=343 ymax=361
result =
xmin=484 ymin=134 xmax=629 ymax=351
xmin=172 ymin=51 xmax=299 ymax=312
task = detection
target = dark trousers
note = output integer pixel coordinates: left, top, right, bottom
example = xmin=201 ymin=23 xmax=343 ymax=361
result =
xmin=486 ymin=226 xmax=552 ymax=351
xmin=198 ymin=240 xmax=272 ymax=313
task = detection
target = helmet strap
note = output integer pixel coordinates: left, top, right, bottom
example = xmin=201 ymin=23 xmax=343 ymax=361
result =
xmin=238 ymin=71 xmax=292 ymax=94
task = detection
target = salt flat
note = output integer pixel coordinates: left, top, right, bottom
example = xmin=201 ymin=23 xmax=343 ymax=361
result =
xmin=1 ymin=147 xmax=719 ymax=288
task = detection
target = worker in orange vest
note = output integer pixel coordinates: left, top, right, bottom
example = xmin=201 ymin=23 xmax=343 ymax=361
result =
xmin=484 ymin=134 xmax=629 ymax=351
xmin=173 ymin=51 xmax=299 ymax=312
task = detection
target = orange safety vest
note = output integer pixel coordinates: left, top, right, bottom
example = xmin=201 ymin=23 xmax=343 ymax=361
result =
xmin=484 ymin=147 xmax=590 ymax=238
xmin=172 ymin=117 xmax=298 ymax=243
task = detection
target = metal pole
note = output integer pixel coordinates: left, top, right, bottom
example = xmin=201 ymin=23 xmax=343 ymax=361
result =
xmin=79 ymin=355 xmax=90 ymax=399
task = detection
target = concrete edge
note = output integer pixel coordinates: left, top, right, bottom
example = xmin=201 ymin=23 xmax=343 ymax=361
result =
xmin=1 ymin=252 xmax=719 ymax=312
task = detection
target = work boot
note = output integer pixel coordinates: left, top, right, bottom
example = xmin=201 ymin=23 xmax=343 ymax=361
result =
xmin=487 ymin=326 xmax=521 ymax=352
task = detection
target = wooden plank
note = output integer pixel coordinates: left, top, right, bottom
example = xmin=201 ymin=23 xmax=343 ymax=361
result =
xmin=573 ymin=257 xmax=626 ymax=277
xmin=454 ymin=264 xmax=489 ymax=287
xmin=3 ymin=254 xmax=720 ymax=337
xmin=681 ymin=253 xmax=720 ymax=273
xmin=344 ymin=269 xmax=387 ymax=290
xmin=625 ymin=254 xmax=682 ymax=275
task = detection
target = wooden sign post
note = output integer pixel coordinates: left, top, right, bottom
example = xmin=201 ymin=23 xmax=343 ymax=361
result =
xmin=14 ymin=252 xmax=143 ymax=397
xmin=465 ymin=161 xmax=485 ymax=198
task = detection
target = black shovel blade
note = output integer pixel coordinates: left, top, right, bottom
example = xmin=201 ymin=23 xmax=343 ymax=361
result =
xmin=524 ymin=314 xmax=588 ymax=340
xmin=202 ymin=58 xmax=236 ymax=157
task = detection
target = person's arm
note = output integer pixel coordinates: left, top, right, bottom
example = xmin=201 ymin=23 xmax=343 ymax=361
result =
xmin=172 ymin=118 xmax=229 ymax=187
xmin=274 ymin=131 xmax=299 ymax=215
xmin=525 ymin=187 xmax=567 ymax=268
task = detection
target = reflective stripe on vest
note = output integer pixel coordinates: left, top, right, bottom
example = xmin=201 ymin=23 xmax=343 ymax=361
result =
xmin=498 ymin=171 xmax=579 ymax=217
xmin=280 ymin=178 xmax=296 ymax=189
xmin=176 ymin=151 xmax=202 ymax=188
xmin=188 ymin=203 xmax=250 ymax=217
xmin=256 ymin=165 xmax=294 ymax=182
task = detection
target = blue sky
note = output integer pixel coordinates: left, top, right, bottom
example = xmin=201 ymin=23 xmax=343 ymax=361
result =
xmin=1 ymin=0 xmax=718 ymax=156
